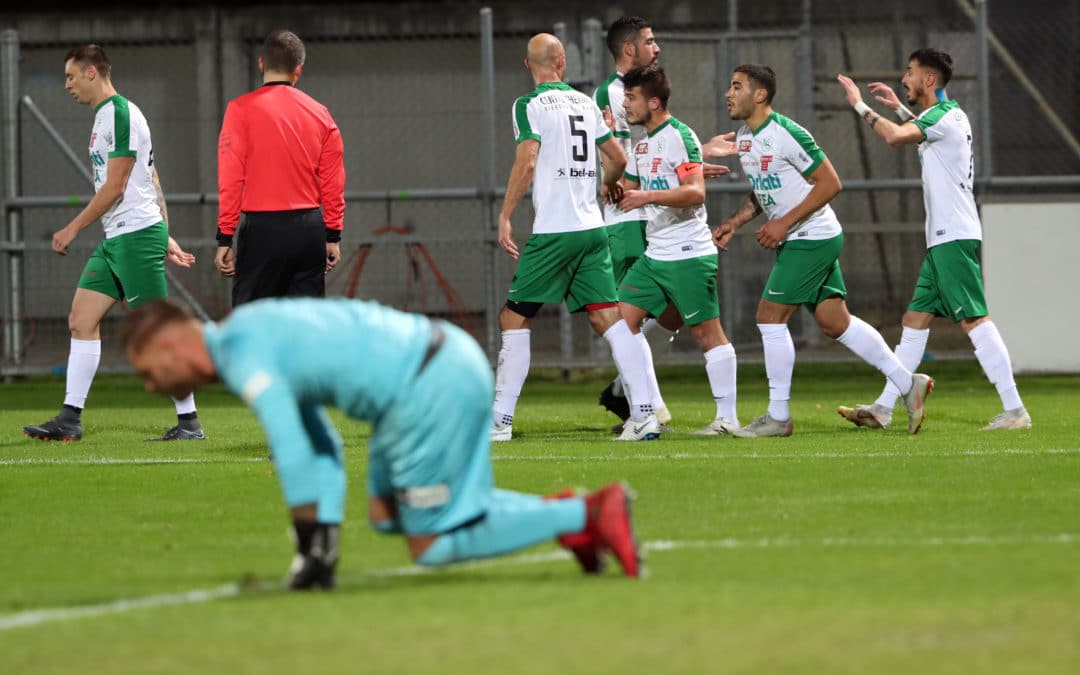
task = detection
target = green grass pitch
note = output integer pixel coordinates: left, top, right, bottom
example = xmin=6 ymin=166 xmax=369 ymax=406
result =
xmin=1 ymin=360 xmax=1078 ymax=674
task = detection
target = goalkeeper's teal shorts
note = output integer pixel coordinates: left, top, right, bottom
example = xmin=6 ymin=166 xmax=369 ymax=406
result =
xmin=367 ymin=322 xmax=495 ymax=536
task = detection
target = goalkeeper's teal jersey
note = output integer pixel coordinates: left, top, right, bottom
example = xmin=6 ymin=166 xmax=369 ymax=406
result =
xmin=203 ymin=298 xmax=436 ymax=447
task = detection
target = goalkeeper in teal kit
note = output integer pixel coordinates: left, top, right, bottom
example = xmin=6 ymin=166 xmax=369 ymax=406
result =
xmin=122 ymin=298 xmax=641 ymax=588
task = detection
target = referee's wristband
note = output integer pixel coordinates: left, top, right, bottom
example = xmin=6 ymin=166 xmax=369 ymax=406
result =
xmin=325 ymin=228 xmax=341 ymax=243
xmin=216 ymin=231 xmax=234 ymax=247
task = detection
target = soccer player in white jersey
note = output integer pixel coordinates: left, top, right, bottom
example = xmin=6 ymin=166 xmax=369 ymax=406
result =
xmin=593 ymin=17 xmax=734 ymax=433
xmin=713 ymin=64 xmax=933 ymax=437
xmin=491 ymin=34 xmax=659 ymax=442
xmin=22 ymin=44 xmax=204 ymax=443
xmin=592 ymin=16 xmax=675 ymax=430
xmin=837 ymin=49 xmax=1031 ymax=430
xmin=615 ymin=64 xmax=741 ymax=438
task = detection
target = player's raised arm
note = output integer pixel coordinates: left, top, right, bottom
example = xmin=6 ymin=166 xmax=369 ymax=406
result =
xmin=837 ymin=74 xmax=923 ymax=147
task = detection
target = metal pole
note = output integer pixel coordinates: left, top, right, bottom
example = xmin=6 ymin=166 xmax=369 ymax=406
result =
xmin=974 ymin=0 xmax=993 ymax=180
xmin=480 ymin=7 xmax=500 ymax=358
xmin=22 ymin=96 xmax=93 ymax=183
xmin=2 ymin=29 xmax=22 ymax=373
xmin=728 ymin=0 xmax=738 ymax=31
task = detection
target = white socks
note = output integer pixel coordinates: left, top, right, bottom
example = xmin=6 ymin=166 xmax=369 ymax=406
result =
xmin=758 ymin=323 xmax=794 ymax=422
xmin=704 ymin=343 xmax=738 ymax=423
xmin=836 ymin=316 xmax=913 ymax=396
xmin=603 ymin=321 xmax=653 ymax=422
xmin=969 ymin=321 xmax=1023 ymax=411
xmin=875 ymin=326 xmax=930 ymax=409
xmin=607 ymin=318 xmax=674 ymax=405
xmin=63 ymin=338 xmax=101 ymax=409
xmin=172 ymin=394 xmax=197 ymax=416
xmin=637 ymin=332 xmax=666 ymax=413
xmin=492 ymin=329 xmax=530 ymax=427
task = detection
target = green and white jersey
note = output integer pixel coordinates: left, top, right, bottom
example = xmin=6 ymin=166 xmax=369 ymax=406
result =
xmin=90 ymin=95 xmax=162 ymax=239
xmin=593 ymin=72 xmax=646 ymax=226
xmin=513 ymin=82 xmax=613 ymax=235
xmin=631 ymin=117 xmax=715 ymax=262
xmin=735 ymin=111 xmax=842 ymax=242
xmin=911 ymin=99 xmax=982 ymax=247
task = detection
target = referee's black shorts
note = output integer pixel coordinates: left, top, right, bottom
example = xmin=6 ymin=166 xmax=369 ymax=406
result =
xmin=232 ymin=208 xmax=327 ymax=307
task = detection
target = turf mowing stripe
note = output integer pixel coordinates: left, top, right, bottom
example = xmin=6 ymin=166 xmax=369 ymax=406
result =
xmin=3 ymin=533 xmax=1077 ymax=631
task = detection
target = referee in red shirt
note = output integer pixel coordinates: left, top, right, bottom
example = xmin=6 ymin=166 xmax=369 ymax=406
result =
xmin=214 ymin=30 xmax=345 ymax=305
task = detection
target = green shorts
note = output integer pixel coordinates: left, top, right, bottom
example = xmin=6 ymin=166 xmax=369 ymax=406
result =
xmin=762 ymin=234 xmax=847 ymax=310
xmin=908 ymin=239 xmax=987 ymax=322
xmin=618 ymin=254 xmax=719 ymax=326
xmin=607 ymin=220 xmax=648 ymax=284
xmin=507 ymin=228 xmax=618 ymax=313
xmin=77 ymin=222 xmax=168 ymax=309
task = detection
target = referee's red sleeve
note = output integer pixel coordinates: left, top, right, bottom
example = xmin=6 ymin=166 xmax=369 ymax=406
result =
xmin=319 ymin=124 xmax=345 ymax=233
xmin=216 ymin=101 xmax=246 ymax=238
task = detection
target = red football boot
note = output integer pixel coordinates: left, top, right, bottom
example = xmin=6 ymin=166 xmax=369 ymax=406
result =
xmin=546 ymin=488 xmax=606 ymax=574
xmin=584 ymin=482 xmax=642 ymax=578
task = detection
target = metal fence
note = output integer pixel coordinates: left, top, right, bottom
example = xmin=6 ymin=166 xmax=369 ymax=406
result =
xmin=2 ymin=0 xmax=1078 ymax=376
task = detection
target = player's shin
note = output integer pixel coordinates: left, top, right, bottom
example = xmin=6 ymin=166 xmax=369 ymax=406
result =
xmin=603 ymin=320 xmax=654 ymax=420
xmin=759 ymin=323 xmax=795 ymax=421
xmin=492 ymin=329 xmax=530 ymax=428
xmin=875 ymin=327 xmax=929 ymax=409
xmin=837 ymin=316 xmax=913 ymax=394
xmin=416 ymin=490 xmax=586 ymax=566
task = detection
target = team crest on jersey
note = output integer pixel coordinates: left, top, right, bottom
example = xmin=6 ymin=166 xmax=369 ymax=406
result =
xmin=738 ymin=140 xmax=752 ymax=153
xmin=650 ymin=157 xmax=663 ymax=174
xmin=104 ymin=132 xmax=114 ymax=146
xmin=635 ymin=142 xmax=649 ymax=155
xmin=760 ymin=155 xmax=774 ymax=171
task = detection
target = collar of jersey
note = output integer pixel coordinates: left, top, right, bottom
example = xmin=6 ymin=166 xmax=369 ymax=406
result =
xmin=94 ymin=94 xmax=122 ymax=112
xmin=533 ymin=81 xmax=573 ymax=94
xmin=751 ymin=111 xmax=777 ymax=136
xmin=647 ymin=117 xmax=673 ymax=138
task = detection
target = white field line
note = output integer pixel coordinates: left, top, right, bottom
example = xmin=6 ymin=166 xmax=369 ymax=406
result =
xmin=491 ymin=447 xmax=1080 ymax=461
xmin=2 ymin=533 xmax=1077 ymax=632
xmin=0 ymin=457 xmax=268 ymax=466
xmin=1 ymin=447 xmax=1077 ymax=467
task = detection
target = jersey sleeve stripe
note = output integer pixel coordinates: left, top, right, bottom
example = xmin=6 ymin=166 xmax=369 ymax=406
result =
xmin=624 ymin=171 xmax=640 ymax=183
xmin=911 ymin=101 xmax=954 ymax=140
xmin=108 ymin=97 xmax=137 ymax=158
xmin=513 ymin=96 xmax=540 ymax=144
xmin=595 ymin=130 xmax=613 ymax=145
xmin=672 ymin=120 xmax=702 ymax=163
xmin=775 ymin=114 xmax=826 ymax=177
xmin=613 ymin=130 xmax=631 ymax=138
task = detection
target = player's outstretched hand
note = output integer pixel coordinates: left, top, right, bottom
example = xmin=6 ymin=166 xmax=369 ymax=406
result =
xmin=703 ymin=163 xmax=731 ymax=179
xmin=618 ymin=189 xmax=651 ymax=212
xmin=702 ymin=131 xmax=737 ymax=158
xmin=498 ymin=214 xmax=519 ymax=260
xmin=868 ymin=82 xmax=902 ymax=111
xmin=51 ymin=226 xmax=76 ymax=256
xmin=166 ymin=237 xmax=196 ymax=268
xmin=215 ymin=245 xmax=235 ymax=277
xmin=836 ymin=73 xmax=863 ymax=108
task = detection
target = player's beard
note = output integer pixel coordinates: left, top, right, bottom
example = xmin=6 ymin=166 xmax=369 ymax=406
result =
xmin=907 ymin=84 xmax=922 ymax=106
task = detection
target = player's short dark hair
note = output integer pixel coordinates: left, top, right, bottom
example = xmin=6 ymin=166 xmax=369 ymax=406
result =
xmin=733 ymin=64 xmax=777 ymax=104
xmin=64 ymin=44 xmax=111 ymax=79
xmin=622 ymin=64 xmax=670 ymax=109
xmin=121 ymin=299 xmax=195 ymax=354
xmin=606 ymin=16 xmax=651 ymax=59
xmin=909 ymin=48 xmax=953 ymax=86
xmin=262 ymin=29 xmax=306 ymax=73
